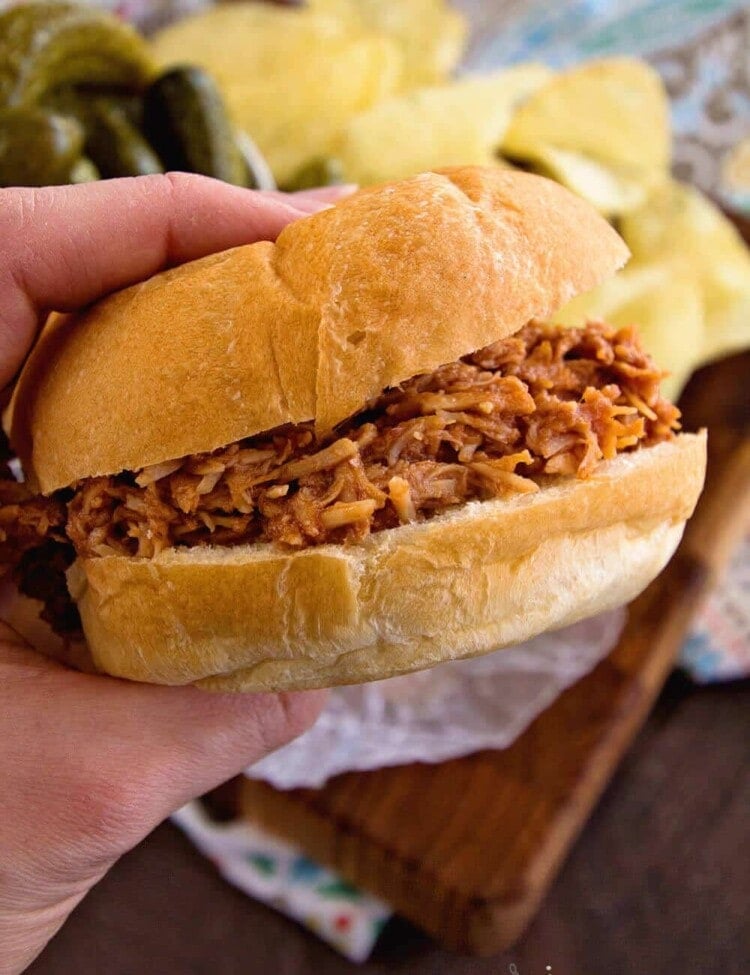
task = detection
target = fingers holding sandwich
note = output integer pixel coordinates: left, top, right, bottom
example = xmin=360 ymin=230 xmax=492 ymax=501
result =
xmin=0 ymin=625 xmax=323 ymax=842
xmin=0 ymin=619 xmax=324 ymax=973
xmin=0 ymin=174 xmax=355 ymax=388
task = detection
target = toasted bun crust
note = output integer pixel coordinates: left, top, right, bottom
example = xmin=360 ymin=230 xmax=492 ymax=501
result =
xmin=66 ymin=433 xmax=705 ymax=692
xmin=10 ymin=167 xmax=628 ymax=494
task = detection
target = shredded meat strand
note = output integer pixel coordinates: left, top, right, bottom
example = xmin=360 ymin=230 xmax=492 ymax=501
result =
xmin=0 ymin=321 xmax=680 ymax=634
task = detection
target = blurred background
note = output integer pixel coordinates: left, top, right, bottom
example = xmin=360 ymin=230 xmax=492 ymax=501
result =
xmin=1 ymin=1 xmax=747 ymax=973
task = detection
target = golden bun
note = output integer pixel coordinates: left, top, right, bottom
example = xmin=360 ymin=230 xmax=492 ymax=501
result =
xmin=8 ymin=166 xmax=700 ymax=693
xmin=67 ymin=434 xmax=706 ymax=691
xmin=10 ymin=167 xmax=628 ymax=494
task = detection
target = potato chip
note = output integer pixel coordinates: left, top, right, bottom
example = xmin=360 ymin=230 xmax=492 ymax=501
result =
xmin=557 ymin=178 xmax=750 ymax=396
xmin=225 ymin=36 xmax=400 ymax=184
xmin=521 ymin=145 xmax=649 ymax=215
xmin=621 ymin=180 xmax=750 ymax=363
xmin=150 ymin=4 xmax=402 ymax=183
xmin=555 ymin=261 xmax=705 ymax=399
xmin=312 ymin=0 xmax=467 ymax=88
xmin=503 ymin=58 xmax=670 ymax=184
xmin=151 ymin=5 xmax=342 ymax=86
xmin=337 ymin=64 xmax=553 ymax=186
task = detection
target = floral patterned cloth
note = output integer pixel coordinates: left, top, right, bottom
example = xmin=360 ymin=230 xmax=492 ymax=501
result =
xmin=681 ymin=533 xmax=750 ymax=682
xmin=171 ymin=803 xmax=392 ymax=963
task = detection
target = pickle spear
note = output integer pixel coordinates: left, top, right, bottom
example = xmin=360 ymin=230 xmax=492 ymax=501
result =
xmin=0 ymin=3 xmax=154 ymax=106
xmin=143 ymin=66 xmax=247 ymax=186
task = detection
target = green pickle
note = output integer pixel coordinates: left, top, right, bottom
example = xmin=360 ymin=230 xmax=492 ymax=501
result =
xmin=0 ymin=105 xmax=85 ymax=186
xmin=81 ymin=99 xmax=162 ymax=178
xmin=43 ymin=86 xmax=144 ymax=129
xmin=0 ymin=4 xmax=268 ymax=188
xmin=0 ymin=3 xmax=154 ymax=106
xmin=143 ymin=67 xmax=248 ymax=186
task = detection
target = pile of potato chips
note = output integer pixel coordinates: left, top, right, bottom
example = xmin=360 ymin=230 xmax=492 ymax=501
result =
xmin=150 ymin=0 xmax=467 ymax=185
xmin=150 ymin=0 xmax=750 ymax=397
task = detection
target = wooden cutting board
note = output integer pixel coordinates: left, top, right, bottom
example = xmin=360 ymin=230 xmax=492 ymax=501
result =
xmin=238 ymin=349 xmax=750 ymax=956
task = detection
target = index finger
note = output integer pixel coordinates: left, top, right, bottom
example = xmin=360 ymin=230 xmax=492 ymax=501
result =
xmin=0 ymin=173 xmax=320 ymax=387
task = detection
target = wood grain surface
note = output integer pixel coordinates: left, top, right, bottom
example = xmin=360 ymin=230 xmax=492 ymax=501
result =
xmin=29 ymin=671 xmax=750 ymax=975
xmin=236 ymin=349 xmax=750 ymax=955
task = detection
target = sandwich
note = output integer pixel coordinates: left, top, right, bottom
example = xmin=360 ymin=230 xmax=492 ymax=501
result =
xmin=0 ymin=167 xmax=706 ymax=690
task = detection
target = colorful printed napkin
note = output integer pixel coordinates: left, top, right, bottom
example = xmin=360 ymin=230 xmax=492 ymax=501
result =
xmin=172 ymin=803 xmax=392 ymax=963
xmin=681 ymin=532 xmax=750 ymax=682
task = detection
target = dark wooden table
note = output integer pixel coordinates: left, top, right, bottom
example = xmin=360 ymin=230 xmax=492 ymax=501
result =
xmin=29 ymin=672 xmax=750 ymax=975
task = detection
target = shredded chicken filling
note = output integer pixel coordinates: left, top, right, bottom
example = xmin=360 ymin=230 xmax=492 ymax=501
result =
xmin=0 ymin=321 xmax=680 ymax=633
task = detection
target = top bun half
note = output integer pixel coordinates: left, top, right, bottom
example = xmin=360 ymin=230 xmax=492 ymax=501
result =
xmin=10 ymin=167 xmax=629 ymax=494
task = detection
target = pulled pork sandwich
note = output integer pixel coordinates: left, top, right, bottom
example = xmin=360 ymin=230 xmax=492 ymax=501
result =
xmin=2 ymin=167 xmax=706 ymax=691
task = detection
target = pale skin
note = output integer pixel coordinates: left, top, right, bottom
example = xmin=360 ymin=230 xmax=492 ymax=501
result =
xmin=0 ymin=173 xmax=352 ymax=974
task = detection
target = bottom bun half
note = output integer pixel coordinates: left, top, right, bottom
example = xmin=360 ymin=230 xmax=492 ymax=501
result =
xmin=67 ymin=433 xmax=706 ymax=692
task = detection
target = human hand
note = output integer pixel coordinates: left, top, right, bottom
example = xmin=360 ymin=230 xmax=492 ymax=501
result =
xmin=0 ymin=174 xmax=350 ymax=974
